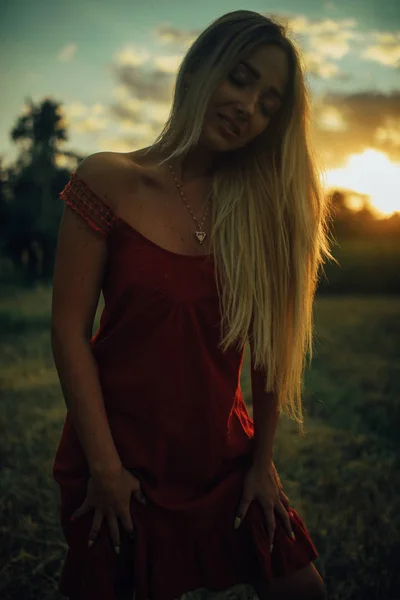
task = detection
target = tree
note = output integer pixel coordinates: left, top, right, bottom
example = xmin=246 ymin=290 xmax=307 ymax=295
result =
xmin=3 ymin=98 xmax=85 ymax=280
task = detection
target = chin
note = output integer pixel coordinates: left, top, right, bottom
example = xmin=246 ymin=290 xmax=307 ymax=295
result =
xmin=195 ymin=122 xmax=245 ymax=154
xmin=207 ymin=131 xmax=243 ymax=152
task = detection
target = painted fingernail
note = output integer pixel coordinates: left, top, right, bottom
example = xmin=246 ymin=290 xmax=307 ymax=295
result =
xmin=114 ymin=545 xmax=120 ymax=554
xmin=88 ymin=540 xmax=94 ymax=548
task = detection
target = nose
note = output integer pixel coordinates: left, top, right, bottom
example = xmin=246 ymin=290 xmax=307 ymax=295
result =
xmin=236 ymin=92 xmax=259 ymax=120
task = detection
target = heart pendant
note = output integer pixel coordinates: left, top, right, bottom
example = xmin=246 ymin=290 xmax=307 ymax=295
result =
xmin=195 ymin=231 xmax=207 ymax=244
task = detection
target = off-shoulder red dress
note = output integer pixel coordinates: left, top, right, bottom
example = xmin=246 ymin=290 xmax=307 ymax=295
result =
xmin=52 ymin=172 xmax=319 ymax=600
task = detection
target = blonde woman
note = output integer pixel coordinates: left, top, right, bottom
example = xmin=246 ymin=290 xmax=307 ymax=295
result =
xmin=51 ymin=9 xmax=333 ymax=600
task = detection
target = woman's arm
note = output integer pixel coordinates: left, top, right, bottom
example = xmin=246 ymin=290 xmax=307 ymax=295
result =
xmin=51 ymin=156 xmax=123 ymax=478
xmin=249 ymin=348 xmax=280 ymax=471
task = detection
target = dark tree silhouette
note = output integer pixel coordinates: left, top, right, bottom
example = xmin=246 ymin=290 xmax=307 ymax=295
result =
xmin=2 ymin=97 xmax=85 ymax=281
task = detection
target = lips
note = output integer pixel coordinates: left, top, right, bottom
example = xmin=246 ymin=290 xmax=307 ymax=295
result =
xmin=217 ymin=113 xmax=240 ymax=136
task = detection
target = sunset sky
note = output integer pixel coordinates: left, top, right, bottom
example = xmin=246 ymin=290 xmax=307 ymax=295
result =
xmin=1 ymin=0 xmax=399 ymax=217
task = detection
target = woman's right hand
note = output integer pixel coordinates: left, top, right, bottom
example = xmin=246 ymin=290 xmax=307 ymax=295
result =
xmin=70 ymin=466 xmax=146 ymax=553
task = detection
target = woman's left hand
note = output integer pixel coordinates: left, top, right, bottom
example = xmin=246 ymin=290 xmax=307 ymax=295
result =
xmin=234 ymin=461 xmax=295 ymax=552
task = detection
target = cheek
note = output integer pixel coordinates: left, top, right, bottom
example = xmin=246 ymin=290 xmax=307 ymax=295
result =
xmin=209 ymin=82 xmax=230 ymax=106
xmin=246 ymin=118 xmax=271 ymax=142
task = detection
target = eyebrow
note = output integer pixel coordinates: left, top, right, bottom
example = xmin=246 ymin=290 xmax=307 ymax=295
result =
xmin=240 ymin=60 xmax=284 ymax=102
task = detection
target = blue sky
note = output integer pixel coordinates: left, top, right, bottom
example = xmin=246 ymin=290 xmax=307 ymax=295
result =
xmin=1 ymin=0 xmax=399 ymax=215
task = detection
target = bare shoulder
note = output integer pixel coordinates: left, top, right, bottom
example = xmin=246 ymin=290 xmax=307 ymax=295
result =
xmin=75 ymin=151 xmax=142 ymax=212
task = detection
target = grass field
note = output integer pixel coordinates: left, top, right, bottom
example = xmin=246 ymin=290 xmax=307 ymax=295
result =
xmin=0 ymin=283 xmax=399 ymax=600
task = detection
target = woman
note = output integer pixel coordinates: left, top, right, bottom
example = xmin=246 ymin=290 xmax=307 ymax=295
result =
xmin=51 ymin=9 xmax=334 ymax=600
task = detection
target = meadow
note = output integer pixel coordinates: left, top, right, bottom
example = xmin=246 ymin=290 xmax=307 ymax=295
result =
xmin=0 ymin=283 xmax=399 ymax=600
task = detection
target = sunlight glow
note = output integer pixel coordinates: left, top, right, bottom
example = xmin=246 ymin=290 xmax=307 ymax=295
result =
xmin=325 ymin=149 xmax=400 ymax=218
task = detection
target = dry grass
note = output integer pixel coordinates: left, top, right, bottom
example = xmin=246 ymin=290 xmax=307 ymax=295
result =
xmin=0 ymin=284 xmax=399 ymax=599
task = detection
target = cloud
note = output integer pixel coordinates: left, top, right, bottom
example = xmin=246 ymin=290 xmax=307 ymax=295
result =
xmin=303 ymin=51 xmax=342 ymax=79
xmin=153 ymin=54 xmax=183 ymax=74
xmin=361 ymin=31 xmax=400 ymax=68
xmin=280 ymin=14 xmax=363 ymax=79
xmin=110 ymin=89 xmax=169 ymax=126
xmin=113 ymin=43 xmax=182 ymax=75
xmin=111 ymin=64 xmax=173 ymax=103
xmin=97 ymin=136 xmax=136 ymax=154
xmin=57 ymin=43 xmax=78 ymax=63
xmin=312 ymin=90 xmax=400 ymax=165
xmin=152 ymin=23 xmax=198 ymax=46
xmin=152 ymin=14 xmax=359 ymax=80
xmin=113 ymin=46 xmax=152 ymax=67
xmin=375 ymin=117 xmax=400 ymax=146
xmin=286 ymin=15 xmax=361 ymax=59
xmin=107 ymin=47 xmax=178 ymax=143
xmin=61 ymin=102 xmax=109 ymax=134
xmin=102 ymin=15 xmax=400 ymax=165
xmin=316 ymin=105 xmax=347 ymax=132
xmin=108 ymin=12 xmax=356 ymax=127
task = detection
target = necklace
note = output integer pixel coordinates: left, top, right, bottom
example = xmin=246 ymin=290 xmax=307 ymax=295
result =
xmin=166 ymin=161 xmax=212 ymax=246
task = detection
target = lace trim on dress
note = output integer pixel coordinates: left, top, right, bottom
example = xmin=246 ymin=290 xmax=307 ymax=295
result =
xmin=60 ymin=171 xmax=121 ymax=237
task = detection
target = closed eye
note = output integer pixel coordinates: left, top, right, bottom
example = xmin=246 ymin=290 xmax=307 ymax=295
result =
xmin=229 ymin=74 xmax=246 ymax=87
xmin=228 ymin=74 xmax=274 ymax=118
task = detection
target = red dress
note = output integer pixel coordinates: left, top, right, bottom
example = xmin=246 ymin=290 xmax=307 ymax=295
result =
xmin=52 ymin=172 xmax=319 ymax=600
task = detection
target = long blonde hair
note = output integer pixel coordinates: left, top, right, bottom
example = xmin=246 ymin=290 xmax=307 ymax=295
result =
xmin=143 ymin=10 xmax=337 ymax=435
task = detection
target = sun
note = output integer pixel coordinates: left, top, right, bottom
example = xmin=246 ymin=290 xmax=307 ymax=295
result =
xmin=324 ymin=149 xmax=400 ymax=218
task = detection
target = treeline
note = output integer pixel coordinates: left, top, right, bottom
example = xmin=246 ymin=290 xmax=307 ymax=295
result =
xmin=0 ymin=98 xmax=399 ymax=291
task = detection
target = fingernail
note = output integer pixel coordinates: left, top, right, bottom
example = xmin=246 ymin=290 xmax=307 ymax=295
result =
xmin=88 ymin=540 xmax=94 ymax=548
xmin=114 ymin=546 xmax=120 ymax=554
xmin=291 ymin=531 xmax=296 ymax=540
xmin=234 ymin=516 xmax=241 ymax=529
xmin=270 ymin=543 xmax=274 ymax=553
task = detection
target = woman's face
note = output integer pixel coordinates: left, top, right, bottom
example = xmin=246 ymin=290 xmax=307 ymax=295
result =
xmin=200 ymin=44 xmax=289 ymax=151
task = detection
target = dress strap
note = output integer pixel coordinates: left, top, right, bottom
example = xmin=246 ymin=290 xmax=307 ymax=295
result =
xmin=60 ymin=171 xmax=121 ymax=237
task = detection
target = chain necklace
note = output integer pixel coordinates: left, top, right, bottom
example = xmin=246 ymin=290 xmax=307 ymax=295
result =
xmin=166 ymin=161 xmax=212 ymax=246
